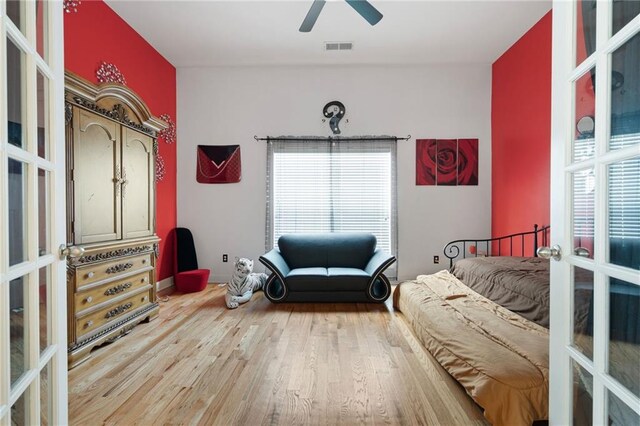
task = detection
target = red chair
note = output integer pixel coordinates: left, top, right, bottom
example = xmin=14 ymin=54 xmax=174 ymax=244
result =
xmin=174 ymin=227 xmax=210 ymax=293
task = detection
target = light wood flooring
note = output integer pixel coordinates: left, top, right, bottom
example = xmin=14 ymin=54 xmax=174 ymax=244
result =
xmin=68 ymin=285 xmax=487 ymax=425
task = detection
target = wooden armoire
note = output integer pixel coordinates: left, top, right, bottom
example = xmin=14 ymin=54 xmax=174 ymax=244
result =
xmin=64 ymin=71 xmax=168 ymax=368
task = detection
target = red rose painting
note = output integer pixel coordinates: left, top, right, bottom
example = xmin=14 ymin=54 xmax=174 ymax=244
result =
xmin=416 ymin=138 xmax=478 ymax=186
xmin=436 ymin=139 xmax=457 ymax=185
xmin=458 ymin=139 xmax=479 ymax=185
xmin=416 ymin=139 xmax=436 ymax=185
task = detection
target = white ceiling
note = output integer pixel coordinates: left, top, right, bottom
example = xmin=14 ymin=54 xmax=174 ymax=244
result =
xmin=105 ymin=0 xmax=551 ymax=67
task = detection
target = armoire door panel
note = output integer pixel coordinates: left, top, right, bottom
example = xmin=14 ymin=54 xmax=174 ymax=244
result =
xmin=122 ymin=127 xmax=154 ymax=239
xmin=73 ymin=108 xmax=122 ymax=244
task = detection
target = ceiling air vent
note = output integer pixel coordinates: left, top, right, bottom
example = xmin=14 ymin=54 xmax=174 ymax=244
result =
xmin=325 ymin=42 xmax=353 ymax=51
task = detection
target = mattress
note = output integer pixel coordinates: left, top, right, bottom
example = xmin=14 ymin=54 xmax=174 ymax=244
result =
xmin=450 ymin=257 xmax=550 ymax=328
xmin=394 ymin=270 xmax=549 ymax=426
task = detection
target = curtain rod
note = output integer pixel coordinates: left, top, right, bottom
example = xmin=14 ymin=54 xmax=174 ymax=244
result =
xmin=254 ymin=135 xmax=411 ymax=142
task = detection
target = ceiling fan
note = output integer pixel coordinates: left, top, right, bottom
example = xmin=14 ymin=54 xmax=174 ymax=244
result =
xmin=299 ymin=0 xmax=383 ymax=32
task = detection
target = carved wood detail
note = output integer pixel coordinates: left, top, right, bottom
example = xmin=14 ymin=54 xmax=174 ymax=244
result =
xmin=104 ymin=282 xmax=133 ymax=296
xmin=64 ymin=70 xmax=168 ymax=135
xmin=73 ymin=245 xmax=152 ymax=265
xmin=105 ymin=263 xmax=133 ymax=274
xmin=105 ymin=302 xmax=133 ymax=319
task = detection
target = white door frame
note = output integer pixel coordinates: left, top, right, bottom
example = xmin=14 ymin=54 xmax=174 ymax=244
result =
xmin=550 ymin=1 xmax=640 ymax=424
xmin=0 ymin=1 xmax=67 ymax=424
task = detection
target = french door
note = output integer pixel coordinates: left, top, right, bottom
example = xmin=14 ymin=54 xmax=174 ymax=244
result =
xmin=1 ymin=1 xmax=67 ymax=425
xmin=549 ymin=0 xmax=640 ymax=424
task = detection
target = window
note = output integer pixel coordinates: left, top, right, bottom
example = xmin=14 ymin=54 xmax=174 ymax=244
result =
xmin=266 ymin=139 xmax=397 ymax=274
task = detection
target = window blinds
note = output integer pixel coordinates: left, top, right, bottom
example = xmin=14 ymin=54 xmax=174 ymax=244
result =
xmin=573 ymin=135 xmax=640 ymax=240
xmin=608 ymin=134 xmax=640 ymax=239
xmin=266 ymin=139 xmax=397 ymax=265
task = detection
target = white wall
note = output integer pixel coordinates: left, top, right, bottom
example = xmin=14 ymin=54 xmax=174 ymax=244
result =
xmin=177 ymin=65 xmax=492 ymax=282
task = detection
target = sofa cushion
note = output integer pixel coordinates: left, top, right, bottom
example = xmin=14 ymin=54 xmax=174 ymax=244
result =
xmin=278 ymin=233 xmax=376 ymax=269
xmin=286 ymin=267 xmax=328 ymax=292
xmin=327 ymin=267 xmax=370 ymax=292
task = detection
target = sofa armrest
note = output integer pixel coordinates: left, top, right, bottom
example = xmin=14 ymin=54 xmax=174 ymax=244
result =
xmin=259 ymin=249 xmax=291 ymax=279
xmin=365 ymin=250 xmax=396 ymax=277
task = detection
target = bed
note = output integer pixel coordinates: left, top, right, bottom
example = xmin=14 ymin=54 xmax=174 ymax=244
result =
xmin=444 ymin=225 xmax=551 ymax=327
xmin=450 ymin=257 xmax=550 ymax=328
xmin=394 ymin=225 xmax=552 ymax=425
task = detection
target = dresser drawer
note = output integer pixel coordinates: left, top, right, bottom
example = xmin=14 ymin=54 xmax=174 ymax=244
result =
xmin=76 ymin=253 xmax=152 ymax=288
xmin=76 ymin=290 xmax=153 ymax=338
xmin=75 ymin=271 xmax=152 ymax=313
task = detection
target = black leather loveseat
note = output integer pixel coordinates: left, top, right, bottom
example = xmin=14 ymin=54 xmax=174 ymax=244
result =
xmin=259 ymin=233 xmax=396 ymax=303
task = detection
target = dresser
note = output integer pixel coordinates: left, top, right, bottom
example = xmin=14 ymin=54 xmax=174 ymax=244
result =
xmin=64 ymin=71 xmax=168 ymax=368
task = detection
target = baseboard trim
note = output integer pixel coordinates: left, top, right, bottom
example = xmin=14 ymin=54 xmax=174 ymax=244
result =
xmin=157 ymin=276 xmax=174 ymax=293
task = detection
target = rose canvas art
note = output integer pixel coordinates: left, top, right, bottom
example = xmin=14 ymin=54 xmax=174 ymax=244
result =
xmin=416 ymin=138 xmax=478 ymax=186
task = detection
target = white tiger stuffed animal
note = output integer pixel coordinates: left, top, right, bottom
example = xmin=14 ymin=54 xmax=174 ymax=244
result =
xmin=225 ymin=257 xmax=268 ymax=309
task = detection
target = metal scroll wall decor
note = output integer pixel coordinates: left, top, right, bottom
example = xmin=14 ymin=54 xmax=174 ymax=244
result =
xmin=96 ymin=61 xmax=127 ymax=85
xmin=153 ymin=142 xmax=166 ymax=183
xmin=155 ymin=154 xmax=166 ymax=183
xmin=323 ymin=101 xmax=345 ymax=135
xmin=155 ymin=113 xmax=176 ymax=183
xmin=159 ymin=114 xmax=176 ymax=144
xmin=64 ymin=0 xmax=81 ymax=13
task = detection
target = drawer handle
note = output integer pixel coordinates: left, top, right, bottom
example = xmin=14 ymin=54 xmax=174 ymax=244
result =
xmin=142 ymin=259 xmax=147 ymax=264
xmin=85 ymin=296 xmax=93 ymax=303
xmin=85 ymin=320 xmax=93 ymax=328
xmin=142 ymin=295 xmax=149 ymax=302
xmin=86 ymin=272 xmax=95 ymax=279
xmin=104 ymin=282 xmax=133 ymax=296
xmin=142 ymin=277 xmax=148 ymax=283
xmin=105 ymin=302 xmax=133 ymax=319
xmin=105 ymin=263 xmax=133 ymax=274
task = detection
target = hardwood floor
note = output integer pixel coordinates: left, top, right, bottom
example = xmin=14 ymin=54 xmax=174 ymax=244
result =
xmin=68 ymin=284 xmax=487 ymax=425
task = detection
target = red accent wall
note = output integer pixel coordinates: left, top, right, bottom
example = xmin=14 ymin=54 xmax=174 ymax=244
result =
xmin=64 ymin=1 xmax=177 ymax=281
xmin=491 ymin=11 xmax=552 ymax=254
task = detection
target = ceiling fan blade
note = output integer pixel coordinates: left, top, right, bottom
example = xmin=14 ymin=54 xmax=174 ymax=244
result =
xmin=299 ymin=0 xmax=326 ymax=33
xmin=345 ymin=0 xmax=383 ymax=26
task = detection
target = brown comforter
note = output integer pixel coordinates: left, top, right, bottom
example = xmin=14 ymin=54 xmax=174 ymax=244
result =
xmin=394 ymin=270 xmax=549 ymax=426
xmin=450 ymin=257 xmax=550 ymax=328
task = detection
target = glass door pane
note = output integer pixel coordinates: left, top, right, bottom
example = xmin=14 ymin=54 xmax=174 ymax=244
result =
xmin=576 ymin=0 xmax=597 ymax=66
xmin=573 ymin=70 xmax=596 ymax=162
xmin=572 ymin=361 xmax=593 ymax=425
xmin=37 ymin=71 xmax=50 ymax=160
xmin=40 ymin=363 xmax=51 ymax=425
xmin=38 ymin=168 xmax=50 ymax=256
xmin=7 ymin=39 xmax=25 ymax=149
xmin=607 ymin=390 xmax=640 ymax=425
xmin=9 ymin=276 xmax=27 ymax=386
xmin=36 ymin=0 xmax=49 ymax=62
xmin=607 ymin=157 xmax=640 ymax=269
xmin=572 ymin=168 xmax=595 ymax=259
xmin=609 ymin=33 xmax=640 ymax=152
xmin=573 ymin=266 xmax=594 ymax=359
xmin=10 ymin=391 xmax=27 ymax=426
xmin=39 ymin=266 xmax=50 ymax=353
xmin=607 ymin=276 xmax=640 ymax=397
xmin=8 ymin=158 xmax=27 ymax=265
xmin=6 ymin=0 xmax=26 ymax=35
xmin=612 ymin=1 xmax=640 ymax=36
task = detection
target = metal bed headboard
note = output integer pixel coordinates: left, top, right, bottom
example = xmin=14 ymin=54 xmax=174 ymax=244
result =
xmin=443 ymin=224 xmax=550 ymax=268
